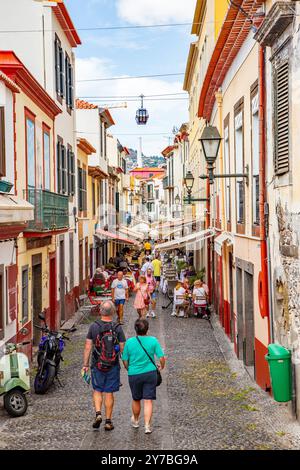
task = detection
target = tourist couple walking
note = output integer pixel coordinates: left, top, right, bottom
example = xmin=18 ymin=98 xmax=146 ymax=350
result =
xmin=82 ymin=300 xmax=165 ymax=434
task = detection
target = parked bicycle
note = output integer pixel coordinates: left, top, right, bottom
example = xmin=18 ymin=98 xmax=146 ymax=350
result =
xmin=34 ymin=312 xmax=75 ymax=394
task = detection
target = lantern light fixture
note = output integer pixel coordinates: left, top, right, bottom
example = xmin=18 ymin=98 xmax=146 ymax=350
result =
xmin=135 ymin=94 xmax=149 ymax=125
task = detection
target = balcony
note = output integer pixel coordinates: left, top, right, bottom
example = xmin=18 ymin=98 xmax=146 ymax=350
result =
xmin=24 ymin=188 xmax=69 ymax=234
xmin=163 ymin=176 xmax=174 ymax=190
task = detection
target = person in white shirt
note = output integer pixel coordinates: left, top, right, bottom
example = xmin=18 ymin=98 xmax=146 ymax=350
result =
xmin=172 ymin=280 xmax=189 ymax=318
xmin=192 ymin=280 xmax=208 ymax=319
xmin=141 ymin=257 xmax=154 ymax=275
xmin=111 ymin=271 xmax=129 ymax=325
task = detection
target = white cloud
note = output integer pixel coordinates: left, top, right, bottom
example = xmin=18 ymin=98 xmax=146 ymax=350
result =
xmin=75 ymin=56 xmax=188 ymax=156
xmin=116 ymin=0 xmax=197 ymax=25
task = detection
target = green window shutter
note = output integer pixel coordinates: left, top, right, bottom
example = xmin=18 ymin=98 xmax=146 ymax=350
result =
xmin=274 ymin=61 xmax=289 ymax=175
xmin=57 ymin=141 xmax=61 ymax=193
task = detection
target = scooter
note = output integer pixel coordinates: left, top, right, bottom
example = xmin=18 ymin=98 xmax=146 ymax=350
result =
xmin=0 ymin=341 xmax=31 ymax=417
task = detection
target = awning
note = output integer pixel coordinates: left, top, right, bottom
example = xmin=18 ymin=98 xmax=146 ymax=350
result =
xmin=96 ymin=228 xmax=138 ymax=245
xmin=155 ymin=229 xmax=215 ymax=251
xmin=119 ymin=225 xmax=144 ymax=240
xmin=214 ymin=232 xmax=234 ymax=255
xmin=0 ymin=194 xmax=34 ymax=224
xmin=164 ymin=219 xmax=197 ymax=238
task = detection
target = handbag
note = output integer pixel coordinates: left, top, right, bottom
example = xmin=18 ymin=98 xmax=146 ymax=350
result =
xmin=136 ymin=337 xmax=162 ymax=387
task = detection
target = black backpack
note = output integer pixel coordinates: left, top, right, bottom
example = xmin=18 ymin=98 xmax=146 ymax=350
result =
xmin=93 ymin=321 xmax=119 ymax=372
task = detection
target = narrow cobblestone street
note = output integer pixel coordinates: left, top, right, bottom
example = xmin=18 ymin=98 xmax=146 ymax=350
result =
xmin=1 ymin=295 xmax=300 ymax=450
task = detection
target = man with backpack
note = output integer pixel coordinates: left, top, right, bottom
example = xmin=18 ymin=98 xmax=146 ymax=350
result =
xmin=82 ymin=301 xmax=126 ymax=430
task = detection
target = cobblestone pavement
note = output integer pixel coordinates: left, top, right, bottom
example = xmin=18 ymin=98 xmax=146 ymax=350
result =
xmin=1 ymin=294 xmax=300 ymax=450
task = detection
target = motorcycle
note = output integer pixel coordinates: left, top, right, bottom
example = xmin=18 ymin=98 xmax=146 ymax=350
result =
xmin=0 ymin=340 xmax=31 ymax=417
xmin=34 ymin=312 xmax=75 ymax=394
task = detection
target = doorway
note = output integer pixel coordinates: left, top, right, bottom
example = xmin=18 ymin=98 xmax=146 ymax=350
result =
xmin=32 ymin=254 xmax=42 ymax=345
xmin=49 ymin=255 xmax=57 ymax=330
xmin=229 ymin=252 xmax=234 ymax=343
xmin=59 ymin=238 xmax=65 ymax=323
xmin=79 ymin=240 xmax=84 ymax=294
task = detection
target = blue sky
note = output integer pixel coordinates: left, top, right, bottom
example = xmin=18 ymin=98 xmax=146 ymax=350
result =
xmin=65 ymin=0 xmax=197 ymax=156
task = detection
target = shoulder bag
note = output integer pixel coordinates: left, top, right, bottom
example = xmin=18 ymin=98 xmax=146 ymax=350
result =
xmin=136 ymin=336 xmax=162 ymax=387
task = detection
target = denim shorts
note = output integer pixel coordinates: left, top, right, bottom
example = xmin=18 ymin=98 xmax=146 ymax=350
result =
xmin=128 ymin=370 xmax=157 ymax=401
xmin=115 ymin=299 xmax=125 ymax=306
xmin=91 ymin=364 xmax=121 ymax=393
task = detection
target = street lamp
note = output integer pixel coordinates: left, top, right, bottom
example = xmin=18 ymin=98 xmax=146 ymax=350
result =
xmin=129 ymin=191 xmax=134 ymax=207
xmin=184 ymin=171 xmax=194 ymax=192
xmin=199 ymin=125 xmax=249 ymax=185
xmin=175 ymin=194 xmax=180 ymax=206
xmin=199 ymin=125 xmax=222 ymax=184
xmin=183 ymin=170 xmax=208 ymax=205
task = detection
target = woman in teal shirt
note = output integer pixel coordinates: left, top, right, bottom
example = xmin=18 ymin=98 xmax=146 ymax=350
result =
xmin=122 ymin=318 xmax=166 ymax=434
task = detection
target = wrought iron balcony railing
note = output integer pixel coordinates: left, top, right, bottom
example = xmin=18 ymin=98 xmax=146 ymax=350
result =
xmin=24 ymin=188 xmax=69 ymax=232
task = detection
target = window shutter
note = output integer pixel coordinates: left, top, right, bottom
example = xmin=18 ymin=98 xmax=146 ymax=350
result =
xmin=6 ymin=265 xmax=17 ymax=323
xmin=61 ymin=145 xmax=66 ymax=193
xmin=59 ymin=47 xmax=65 ymax=98
xmin=0 ymin=107 xmax=5 ymax=177
xmin=55 ymin=38 xmax=60 ymax=95
xmin=78 ymin=167 xmax=82 ymax=211
xmin=274 ymin=61 xmax=289 ymax=175
xmin=57 ymin=141 xmax=61 ymax=193
xmin=71 ymin=151 xmax=75 ymax=195
xmin=65 ymin=56 xmax=69 ymax=106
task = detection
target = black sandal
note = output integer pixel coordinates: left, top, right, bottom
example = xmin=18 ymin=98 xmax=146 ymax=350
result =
xmin=104 ymin=419 xmax=114 ymax=431
xmin=92 ymin=413 xmax=102 ymax=429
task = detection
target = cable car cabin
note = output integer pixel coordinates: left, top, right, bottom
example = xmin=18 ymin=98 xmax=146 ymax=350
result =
xmin=135 ymin=107 xmax=149 ymax=125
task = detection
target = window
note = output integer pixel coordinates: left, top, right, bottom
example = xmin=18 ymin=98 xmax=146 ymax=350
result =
xmin=26 ymin=114 xmax=35 ymax=188
xmin=92 ymin=180 xmax=96 ymax=216
xmin=55 ymin=35 xmax=64 ymax=99
xmin=57 ymin=141 xmax=67 ymax=194
xmin=65 ymin=54 xmax=74 ymax=110
xmin=78 ymin=165 xmax=87 ymax=212
xmin=224 ymin=122 xmax=231 ymax=223
xmin=274 ymin=60 xmax=289 ymax=175
xmin=67 ymin=147 xmax=75 ymax=196
xmin=0 ymin=107 xmax=5 ymax=177
xmin=21 ymin=266 xmax=29 ymax=324
xmin=234 ymin=100 xmax=244 ymax=225
xmin=43 ymin=126 xmax=50 ymax=190
xmin=251 ymin=88 xmax=260 ymax=226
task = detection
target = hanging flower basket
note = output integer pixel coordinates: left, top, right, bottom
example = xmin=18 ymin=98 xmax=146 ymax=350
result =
xmin=0 ymin=180 xmax=13 ymax=193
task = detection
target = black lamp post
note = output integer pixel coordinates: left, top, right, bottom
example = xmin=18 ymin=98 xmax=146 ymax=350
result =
xmin=199 ymin=125 xmax=249 ymax=185
xmin=175 ymin=194 xmax=181 ymax=206
xmin=129 ymin=191 xmax=134 ymax=207
xmin=183 ymin=170 xmax=208 ymax=205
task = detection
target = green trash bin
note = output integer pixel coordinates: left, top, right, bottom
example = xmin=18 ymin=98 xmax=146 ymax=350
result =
xmin=265 ymin=344 xmax=292 ymax=402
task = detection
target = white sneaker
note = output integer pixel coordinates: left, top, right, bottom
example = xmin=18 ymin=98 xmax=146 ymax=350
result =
xmin=145 ymin=425 xmax=152 ymax=434
xmin=131 ymin=416 xmax=139 ymax=428
xmin=146 ymin=312 xmax=150 ymax=318
xmin=151 ymin=311 xmax=156 ymax=318
xmin=171 ymin=311 xmax=176 ymax=317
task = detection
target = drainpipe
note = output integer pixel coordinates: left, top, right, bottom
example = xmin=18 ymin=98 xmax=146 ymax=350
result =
xmin=258 ymin=45 xmax=271 ymax=343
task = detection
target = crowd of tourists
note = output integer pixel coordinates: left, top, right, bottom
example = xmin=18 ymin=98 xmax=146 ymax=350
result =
xmin=81 ymin=238 xmax=209 ymax=435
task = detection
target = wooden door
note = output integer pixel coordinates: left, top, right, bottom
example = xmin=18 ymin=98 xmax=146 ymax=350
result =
xmin=229 ymin=253 xmax=234 ymax=343
xmin=32 ymin=254 xmax=42 ymax=345
xmin=244 ymin=271 xmax=255 ymax=366
xmin=236 ymin=266 xmax=244 ymax=360
xmin=79 ymin=240 xmax=84 ymax=294
xmin=59 ymin=239 xmax=65 ymax=322
xmin=49 ymin=255 xmax=57 ymax=330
